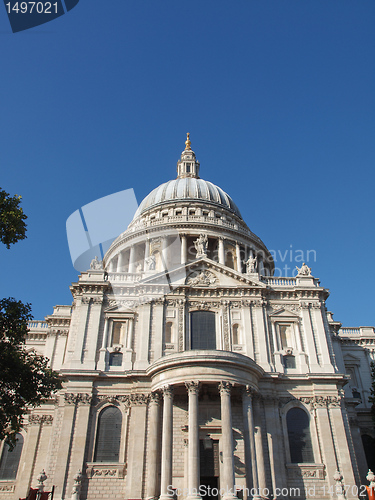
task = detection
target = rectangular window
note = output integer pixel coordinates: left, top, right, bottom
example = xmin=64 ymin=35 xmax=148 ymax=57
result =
xmin=191 ymin=311 xmax=216 ymax=350
xmin=109 ymin=352 xmax=123 ymax=366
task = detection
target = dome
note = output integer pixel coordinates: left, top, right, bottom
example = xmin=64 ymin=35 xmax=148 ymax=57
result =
xmin=105 ymin=134 xmax=274 ymax=278
xmin=133 ymin=177 xmax=242 ymax=220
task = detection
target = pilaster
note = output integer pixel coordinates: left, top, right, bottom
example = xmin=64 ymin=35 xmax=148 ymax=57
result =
xmin=300 ymin=303 xmax=321 ymax=372
xmin=134 ymin=302 xmax=151 ymax=370
xmin=124 ymin=398 xmax=149 ymax=499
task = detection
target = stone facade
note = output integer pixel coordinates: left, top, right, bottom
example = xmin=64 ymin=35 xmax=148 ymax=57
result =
xmin=1 ymin=138 xmax=374 ymax=500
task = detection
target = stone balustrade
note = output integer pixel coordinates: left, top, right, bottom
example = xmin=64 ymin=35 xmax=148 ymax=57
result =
xmin=339 ymin=326 xmax=375 ymax=336
xmin=28 ymin=321 xmax=48 ymax=330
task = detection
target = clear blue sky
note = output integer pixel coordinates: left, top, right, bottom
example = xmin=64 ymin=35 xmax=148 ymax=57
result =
xmin=0 ymin=0 xmax=374 ymax=326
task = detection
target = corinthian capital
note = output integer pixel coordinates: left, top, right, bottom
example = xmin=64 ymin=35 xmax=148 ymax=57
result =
xmin=218 ymin=381 xmax=232 ymax=396
xmin=185 ymin=381 xmax=200 ymax=395
xmin=162 ymin=385 xmax=174 ymax=399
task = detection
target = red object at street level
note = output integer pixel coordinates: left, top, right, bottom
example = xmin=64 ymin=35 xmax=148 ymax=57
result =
xmin=367 ymin=486 xmax=375 ymax=500
xmin=19 ymin=487 xmax=54 ymax=500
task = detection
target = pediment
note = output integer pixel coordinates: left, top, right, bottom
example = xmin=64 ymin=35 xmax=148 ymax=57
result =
xmin=343 ymin=353 xmax=361 ymax=365
xmin=184 ymin=258 xmax=266 ymax=288
xmin=136 ymin=257 xmax=266 ymax=289
xmin=104 ymin=301 xmax=137 ymax=314
xmin=269 ymin=307 xmax=300 ymax=319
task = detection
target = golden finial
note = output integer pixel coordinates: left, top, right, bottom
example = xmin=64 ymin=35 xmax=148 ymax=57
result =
xmin=185 ymin=132 xmax=191 ymax=151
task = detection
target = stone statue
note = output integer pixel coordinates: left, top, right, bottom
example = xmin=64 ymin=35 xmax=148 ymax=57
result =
xmin=145 ymin=254 xmax=156 ymax=270
xmin=71 ymin=470 xmax=82 ymax=500
xmin=90 ymin=256 xmax=103 ymax=270
xmin=245 ymin=255 xmax=257 ymax=273
xmin=296 ymin=262 xmax=311 ymax=276
xmin=194 ymin=233 xmax=208 ymax=258
xmin=136 ymin=262 xmax=142 ymax=273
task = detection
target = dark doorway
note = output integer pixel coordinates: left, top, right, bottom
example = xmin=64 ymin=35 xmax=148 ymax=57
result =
xmin=200 ymin=439 xmax=219 ymax=500
xmin=362 ymin=434 xmax=375 ymax=471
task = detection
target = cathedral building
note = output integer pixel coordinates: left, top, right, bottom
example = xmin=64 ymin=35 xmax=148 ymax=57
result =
xmin=0 ymin=136 xmax=374 ymax=500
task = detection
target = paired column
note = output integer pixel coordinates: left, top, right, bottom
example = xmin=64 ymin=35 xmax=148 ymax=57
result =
xmin=219 ymin=382 xmax=237 ymax=500
xmin=185 ymin=382 xmax=201 ymax=500
xmin=253 ymin=397 xmax=267 ymax=494
xmin=242 ymin=386 xmax=261 ymax=499
xmin=129 ymin=245 xmax=136 ymax=273
xmin=117 ymin=251 xmax=124 ymax=272
xmin=147 ymin=392 xmax=162 ymax=500
xmin=160 ymin=385 xmax=174 ymax=500
xmin=236 ymin=243 xmax=242 ymax=273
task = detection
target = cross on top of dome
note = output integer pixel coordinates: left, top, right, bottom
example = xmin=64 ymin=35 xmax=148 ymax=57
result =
xmin=177 ymin=133 xmax=200 ymax=179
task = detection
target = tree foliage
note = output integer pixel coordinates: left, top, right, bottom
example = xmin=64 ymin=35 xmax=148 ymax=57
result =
xmin=0 ymin=298 xmax=62 ymax=447
xmin=0 ymin=188 xmax=27 ymax=248
xmin=0 ymin=191 xmax=61 ymax=448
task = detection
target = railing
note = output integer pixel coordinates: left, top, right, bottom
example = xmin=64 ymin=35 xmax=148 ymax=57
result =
xmin=28 ymin=321 xmax=48 ymax=329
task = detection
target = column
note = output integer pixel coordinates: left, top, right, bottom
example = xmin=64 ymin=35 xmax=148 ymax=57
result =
xmin=219 ymin=381 xmax=237 ymax=500
xmin=259 ymin=255 xmax=264 ymax=275
xmin=129 ymin=245 xmax=136 ymax=273
xmin=236 ymin=243 xmax=242 ymax=273
xmin=242 ymin=387 xmax=260 ymax=499
xmin=147 ymin=392 xmax=162 ymax=500
xmin=160 ymin=385 xmax=174 ymax=500
xmin=144 ymin=238 xmax=150 ymax=270
xmin=145 ymin=238 xmax=150 ymax=259
xmin=219 ymin=237 xmax=225 ymax=265
xmin=117 ymin=251 xmax=124 ymax=272
xmin=185 ymin=381 xmax=201 ymax=500
xmin=253 ymin=397 xmax=267 ymax=494
xmin=181 ymin=234 xmax=187 ymax=265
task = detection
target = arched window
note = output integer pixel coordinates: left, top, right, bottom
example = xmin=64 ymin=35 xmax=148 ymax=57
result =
xmin=165 ymin=322 xmax=173 ymax=343
xmin=232 ymin=324 xmax=239 ymax=345
xmin=190 ymin=311 xmax=216 ymax=350
xmin=286 ymin=408 xmax=314 ymax=463
xmin=94 ymin=406 xmax=122 ymax=462
xmin=0 ymin=434 xmax=23 ymax=480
